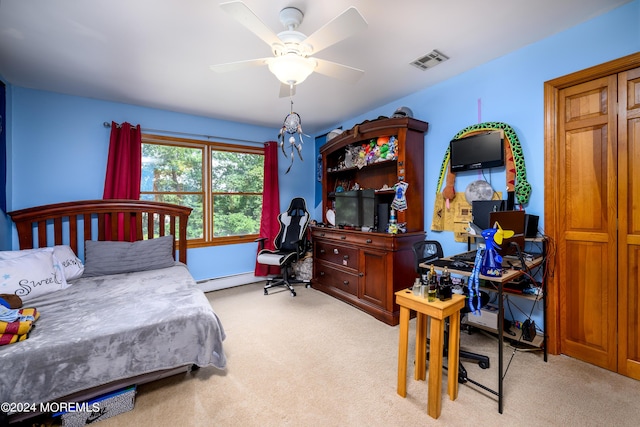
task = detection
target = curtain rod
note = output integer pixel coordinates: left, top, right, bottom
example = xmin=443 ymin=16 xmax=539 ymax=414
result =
xmin=102 ymin=121 xmax=267 ymax=146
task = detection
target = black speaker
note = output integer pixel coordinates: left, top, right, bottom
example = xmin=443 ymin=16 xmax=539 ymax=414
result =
xmin=524 ymin=214 xmax=539 ymax=238
xmin=506 ymin=191 xmax=515 ymax=210
xmin=376 ymin=203 xmax=389 ymax=232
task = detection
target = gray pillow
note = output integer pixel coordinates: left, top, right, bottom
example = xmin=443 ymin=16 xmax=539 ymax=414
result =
xmin=83 ymin=235 xmax=176 ymax=277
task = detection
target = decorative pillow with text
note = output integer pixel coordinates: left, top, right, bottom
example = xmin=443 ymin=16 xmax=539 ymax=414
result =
xmin=0 ymin=250 xmax=70 ymax=302
xmin=0 ymin=245 xmax=84 ymax=281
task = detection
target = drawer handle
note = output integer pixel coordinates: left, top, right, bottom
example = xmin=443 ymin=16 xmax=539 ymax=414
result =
xmin=319 ymin=271 xmax=325 ymax=276
xmin=343 ymin=255 xmax=349 ymax=260
xmin=366 ymin=239 xmax=372 ymax=243
xmin=343 ymin=280 xmax=349 ymax=285
xmin=359 ymin=273 xmax=364 ymax=277
xmin=333 ymin=248 xmax=339 ymax=254
xmin=320 ymin=232 xmax=325 ymax=237
xmin=319 ymin=249 xmax=325 ymax=254
xmin=340 ymin=235 xmax=346 ymax=240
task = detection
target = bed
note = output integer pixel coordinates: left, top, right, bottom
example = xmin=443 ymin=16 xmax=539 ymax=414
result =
xmin=1 ymin=199 xmax=227 ymax=422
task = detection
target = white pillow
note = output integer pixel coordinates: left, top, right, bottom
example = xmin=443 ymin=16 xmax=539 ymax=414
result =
xmin=0 ymin=245 xmax=84 ymax=281
xmin=51 ymin=245 xmax=84 ymax=280
xmin=0 ymin=250 xmax=70 ymax=302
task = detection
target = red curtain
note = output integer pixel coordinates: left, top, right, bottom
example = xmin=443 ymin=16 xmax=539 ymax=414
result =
xmin=103 ymin=121 xmax=142 ymax=199
xmin=103 ymin=121 xmax=142 ymax=240
xmin=255 ymin=141 xmax=281 ymax=276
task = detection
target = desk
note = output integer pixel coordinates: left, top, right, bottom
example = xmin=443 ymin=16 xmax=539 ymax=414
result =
xmin=422 ymin=255 xmax=545 ymax=414
xmin=395 ymin=290 xmax=465 ymax=419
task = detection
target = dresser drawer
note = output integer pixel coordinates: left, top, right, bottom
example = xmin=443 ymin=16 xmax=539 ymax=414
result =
xmin=347 ymin=233 xmax=395 ymax=250
xmin=312 ymin=228 xmax=393 ymax=250
xmin=314 ymin=261 xmax=359 ymax=296
xmin=314 ymin=240 xmax=359 ymax=269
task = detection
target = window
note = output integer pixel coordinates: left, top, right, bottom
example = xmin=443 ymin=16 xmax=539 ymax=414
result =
xmin=140 ymin=134 xmax=264 ymax=247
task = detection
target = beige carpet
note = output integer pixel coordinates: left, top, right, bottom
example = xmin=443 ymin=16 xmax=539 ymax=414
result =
xmin=90 ymin=282 xmax=639 ymax=427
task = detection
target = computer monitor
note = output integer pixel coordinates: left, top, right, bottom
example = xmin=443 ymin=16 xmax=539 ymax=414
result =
xmin=472 ymin=200 xmax=505 ymax=230
xmin=489 ymin=210 xmax=525 ymax=257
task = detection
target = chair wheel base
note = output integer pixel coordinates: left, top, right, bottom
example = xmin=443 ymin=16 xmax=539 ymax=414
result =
xmin=458 ymin=364 xmax=468 ymax=384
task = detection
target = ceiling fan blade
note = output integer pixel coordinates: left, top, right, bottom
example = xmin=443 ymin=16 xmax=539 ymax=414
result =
xmin=314 ymin=58 xmax=364 ymax=84
xmin=279 ymin=83 xmax=296 ymax=98
xmin=220 ymin=1 xmax=281 ymax=48
xmin=303 ymin=7 xmax=368 ymax=55
xmin=210 ymin=58 xmax=269 ymax=73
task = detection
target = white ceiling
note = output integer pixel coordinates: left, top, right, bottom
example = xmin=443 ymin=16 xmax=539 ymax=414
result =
xmin=0 ymin=0 xmax=631 ymax=134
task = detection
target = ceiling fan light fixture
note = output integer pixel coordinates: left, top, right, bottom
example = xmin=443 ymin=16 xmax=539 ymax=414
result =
xmin=267 ymin=54 xmax=316 ymax=85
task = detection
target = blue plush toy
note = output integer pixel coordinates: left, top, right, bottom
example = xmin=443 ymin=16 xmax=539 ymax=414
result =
xmin=480 ymin=228 xmax=503 ymax=277
xmin=468 ymin=222 xmax=514 ymax=315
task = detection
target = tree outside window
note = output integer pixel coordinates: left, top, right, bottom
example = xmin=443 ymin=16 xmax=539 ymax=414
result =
xmin=140 ymin=135 xmax=264 ymax=247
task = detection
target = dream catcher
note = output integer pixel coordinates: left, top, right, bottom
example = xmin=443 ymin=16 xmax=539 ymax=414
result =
xmin=278 ymin=93 xmax=308 ymax=174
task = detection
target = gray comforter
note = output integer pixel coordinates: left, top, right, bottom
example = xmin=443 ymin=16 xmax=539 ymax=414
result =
xmin=0 ymin=264 xmax=226 ymax=406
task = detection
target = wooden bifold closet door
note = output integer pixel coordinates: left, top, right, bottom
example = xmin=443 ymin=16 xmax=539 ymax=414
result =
xmin=545 ymin=53 xmax=640 ymax=380
xmin=617 ymin=66 xmax=640 ymax=379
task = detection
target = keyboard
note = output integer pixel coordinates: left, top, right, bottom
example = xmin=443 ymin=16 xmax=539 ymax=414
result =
xmin=431 ymin=259 xmax=474 ymax=272
xmin=451 ymin=251 xmax=478 ymax=262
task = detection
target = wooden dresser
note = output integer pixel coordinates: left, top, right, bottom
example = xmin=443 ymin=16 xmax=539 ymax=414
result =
xmin=312 ymin=227 xmax=424 ymax=325
xmin=313 ymin=117 xmax=429 ymax=325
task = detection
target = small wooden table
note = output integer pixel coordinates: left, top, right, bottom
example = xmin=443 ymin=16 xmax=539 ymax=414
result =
xmin=395 ymin=290 xmax=465 ymax=419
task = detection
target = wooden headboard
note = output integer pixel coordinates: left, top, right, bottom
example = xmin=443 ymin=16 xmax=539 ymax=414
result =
xmin=8 ymin=199 xmax=192 ymax=264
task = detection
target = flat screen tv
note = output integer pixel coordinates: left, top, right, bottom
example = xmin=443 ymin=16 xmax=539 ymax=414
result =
xmin=450 ymin=130 xmax=505 ymax=172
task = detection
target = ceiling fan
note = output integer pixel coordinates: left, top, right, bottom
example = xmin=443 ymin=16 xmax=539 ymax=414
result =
xmin=210 ymin=1 xmax=368 ymax=96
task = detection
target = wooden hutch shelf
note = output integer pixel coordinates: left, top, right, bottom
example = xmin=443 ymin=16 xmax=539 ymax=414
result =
xmin=312 ymin=117 xmax=429 ymax=326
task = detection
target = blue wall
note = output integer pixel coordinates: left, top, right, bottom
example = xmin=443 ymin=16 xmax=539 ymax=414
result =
xmin=323 ymin=0 xmax=639 ymax=257
xmin=6 ymin=88 xmax=315 ymax=280
xmin=4 ymin=0 xmax=639 ymax=290
xmin=316 ymin=1 xmax=639 ymax=327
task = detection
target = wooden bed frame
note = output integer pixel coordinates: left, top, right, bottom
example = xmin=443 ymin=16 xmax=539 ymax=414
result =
xmin=9 ymin=199 xmax=192 ymax=264
xmin=4 ymin=199 xmax=194 ymax=424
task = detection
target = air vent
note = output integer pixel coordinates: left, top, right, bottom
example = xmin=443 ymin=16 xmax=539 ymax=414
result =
xmin=410 ymin=50 xmax=449 ymax=70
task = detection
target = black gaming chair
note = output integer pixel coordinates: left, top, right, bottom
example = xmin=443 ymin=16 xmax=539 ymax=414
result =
xmin=412 ymin=240 xmax=490 ymax=384
xmin=256 ymin=197 xmax=311 ymax=297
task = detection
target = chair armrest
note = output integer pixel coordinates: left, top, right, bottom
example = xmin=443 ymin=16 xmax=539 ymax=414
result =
xmin=288 ymin=238 xmax=308 ymax=260
xmin=255 ymin=237 xmax=268 ymax=250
